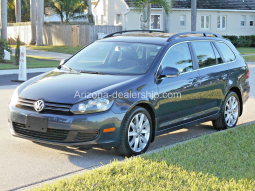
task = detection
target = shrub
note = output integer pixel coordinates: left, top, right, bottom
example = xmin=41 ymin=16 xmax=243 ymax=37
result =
xmin=249 ymin=35 xmax=255 ymax=47
xmin=0 ymin=38 xmax=12 ymax=62
xmin=15 ymin=36 xmax=21 ymax=65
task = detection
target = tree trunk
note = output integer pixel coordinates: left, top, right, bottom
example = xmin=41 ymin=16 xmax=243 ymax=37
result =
xmin=15 ymin=0 xmax=21 ymax=22
xmin=1 ymin=0 xmax=7 ymax=40
xmin=36 ymin=0 xmax=44 ymax=46
xmin=146 ymin=4 xmax=151 ymax=30
xmin=191 ymin=0 xmax=197 ymax=31
xmin=30 ymin=0 xmax=37 ymax=45
xmin=87 ymin=0 xmax=94 ymax=24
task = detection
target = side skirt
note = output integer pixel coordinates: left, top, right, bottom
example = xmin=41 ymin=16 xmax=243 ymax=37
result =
xmin=155 ymin=113 xmax=220 ymax=136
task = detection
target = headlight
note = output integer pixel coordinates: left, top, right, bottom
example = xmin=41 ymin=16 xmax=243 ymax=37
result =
xmin=10 ymin=87 xmax=19 ymax=106
xmin=71 ymin=98 xmax=113 ymax=114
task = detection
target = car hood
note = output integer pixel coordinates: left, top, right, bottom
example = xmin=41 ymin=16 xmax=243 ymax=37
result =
xmin=19 ymin=70 xmax=140 ymax=104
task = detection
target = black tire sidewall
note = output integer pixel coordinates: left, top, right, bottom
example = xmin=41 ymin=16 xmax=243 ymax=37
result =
xmin=123 ymin=107 xmax=152 ymax=156
xmin=222 ymin=92 xmax=240 ymax=128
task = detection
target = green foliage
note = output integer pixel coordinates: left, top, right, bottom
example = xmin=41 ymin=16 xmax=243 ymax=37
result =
xmin=223 ymin=35 xmax=255 ymax=48
xmin=45 ymin=0 xmax=88 ymax=23
xmin=15 ymin=36 xmax=21 ymax=65
xmin=0 ymin=38 xmax=12 ymax=62
xmin=7 ymin=0 xmax=31 ymax=23
xmin=33 ymin=124 xmax=255 ymax=190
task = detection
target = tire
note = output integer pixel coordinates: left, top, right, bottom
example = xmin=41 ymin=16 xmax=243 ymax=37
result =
xmin=212 ymin=91 xmax=240 ymax=130
xmin=115 ymin=106 xmax=152 ymax=157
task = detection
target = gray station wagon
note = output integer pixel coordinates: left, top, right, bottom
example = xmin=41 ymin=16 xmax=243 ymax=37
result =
xmin=8 ymin=31 xmax=250 ymax=156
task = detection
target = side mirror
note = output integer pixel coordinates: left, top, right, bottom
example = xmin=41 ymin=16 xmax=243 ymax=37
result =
xmin=157 ymin=67 xmax=181 ymax=79
xmin=58 ymin=59 xmax=67 ymax=69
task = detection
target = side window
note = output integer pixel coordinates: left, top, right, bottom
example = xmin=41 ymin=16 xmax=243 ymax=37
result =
xmin=192 ymin=41 xmax=216 ymax=68
xmin=160 ymin=43 xmax=193 ymax=73
xmin=212 ymin=43 xmax=224 ymax=64
xmin=214 ymin=42 xmax=236 ymax=62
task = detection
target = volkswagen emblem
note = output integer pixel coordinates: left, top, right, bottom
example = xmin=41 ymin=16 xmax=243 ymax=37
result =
xmin=34 ymin=99 xmax=45 ymax=112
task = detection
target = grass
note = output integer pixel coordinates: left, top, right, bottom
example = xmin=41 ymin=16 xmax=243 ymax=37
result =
xmin=34 ymin=123 xmax=255 ymax=190
xmin=243 ymin=55 xmax=255 ymax=62
xmin=0 ymin=56 xmax=59 ymax=70
xmin=10 ymin=45 xmax=83 ymax=55
xmin=237 ymin=47 xmax=255 ymax=55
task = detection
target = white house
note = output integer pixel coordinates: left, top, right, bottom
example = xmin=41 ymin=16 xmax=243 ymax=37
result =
xmin=93 ymin=0 xmax=255 ymax=36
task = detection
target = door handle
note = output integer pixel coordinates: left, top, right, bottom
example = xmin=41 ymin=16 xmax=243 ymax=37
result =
xmin=192 ymin=79 xmax=200 ymax=87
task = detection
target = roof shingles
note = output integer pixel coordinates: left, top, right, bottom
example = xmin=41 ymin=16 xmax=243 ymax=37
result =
xmin=124 ymin=0 xmax=255 ymax=10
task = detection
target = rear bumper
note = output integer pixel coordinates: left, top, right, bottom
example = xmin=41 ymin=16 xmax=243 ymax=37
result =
xmin=8 ymin=103 xmax=125 ymax=148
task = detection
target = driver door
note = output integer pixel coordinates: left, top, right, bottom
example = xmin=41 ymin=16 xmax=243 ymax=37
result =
xmin=157 ymin=42 xmax=201 ymax=130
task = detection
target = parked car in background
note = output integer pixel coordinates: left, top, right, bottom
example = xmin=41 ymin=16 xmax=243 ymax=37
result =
xmin=8 ymin=31 xmax=250 ymax=156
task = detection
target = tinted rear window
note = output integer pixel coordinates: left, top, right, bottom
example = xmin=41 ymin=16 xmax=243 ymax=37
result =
xmin=215 ymin=42 xmax=236 ymax=63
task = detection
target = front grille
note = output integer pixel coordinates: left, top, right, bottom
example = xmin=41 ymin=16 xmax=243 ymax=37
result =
xmin=13 ymin=122 xmax=69 ymax=142
xmin=75 ymin=131 xmax=100 ymax=142
xmin=16 ymin=97 xmax=73 ymax=115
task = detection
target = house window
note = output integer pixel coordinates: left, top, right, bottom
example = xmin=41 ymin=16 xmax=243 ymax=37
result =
xmin=151 ymin=15 xmax=161 ymax=30
xmin=250 ymin=16 xmax=254 ymax=26
xmin=241 ymin=15 xmax=246 ymax=27
xmin=201 ymin=15 xmax=210 ymax=29
xmin=217 ymin=16 xmax=226 ymax=29
xmin=180 ymin=15 xmax=186 ymax=27
xmin=116 ymin=14 xmax=122 ymax=24
xmin=101 ymin=15 xmax=104 ymax=25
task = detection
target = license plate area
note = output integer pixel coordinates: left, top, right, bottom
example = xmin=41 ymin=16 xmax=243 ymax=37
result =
xmin=26 ymin=116 xmax=48 ymax=132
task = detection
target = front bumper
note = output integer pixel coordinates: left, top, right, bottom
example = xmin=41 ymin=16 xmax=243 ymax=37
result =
xmin=8 ymin=103 xmax=125 ymax=148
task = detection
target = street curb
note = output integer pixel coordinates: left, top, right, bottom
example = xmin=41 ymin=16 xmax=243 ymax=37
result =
xmin=15 ymin=121 xmax=255 ymax=191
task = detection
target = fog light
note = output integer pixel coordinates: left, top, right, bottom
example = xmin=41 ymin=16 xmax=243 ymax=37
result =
xmin=78 ymin=103 xmax=86 ymax=113
xmin=103 ymin=127 xmax=116 ymax=133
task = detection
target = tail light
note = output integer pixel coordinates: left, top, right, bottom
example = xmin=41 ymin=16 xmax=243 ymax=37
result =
xmin=246 ymin=69 xmax=250 ymax=79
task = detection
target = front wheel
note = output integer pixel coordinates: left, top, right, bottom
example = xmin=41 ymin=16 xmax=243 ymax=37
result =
xmin=115 ymin=107 xmax=152 ymax=157
xmin=212 ymin=91 xmax=240 ymax=130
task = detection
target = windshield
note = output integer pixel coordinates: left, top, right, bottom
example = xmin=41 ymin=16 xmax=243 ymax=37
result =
xmin=64 ymin=42 xmax=163 ymax=75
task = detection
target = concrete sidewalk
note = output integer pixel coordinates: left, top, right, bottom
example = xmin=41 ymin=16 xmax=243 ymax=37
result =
xmin=0 ymin=67 xmax=55 ymax=75
xmin=11 ymin=48 xmax=72 ymax=61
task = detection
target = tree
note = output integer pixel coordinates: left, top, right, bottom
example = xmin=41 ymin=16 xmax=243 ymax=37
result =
xmin=36 ymin=0 xmax=44 ymax=46
xmin=45 ymin=0 xmax=87 ymax=24
xmin=130 ymin=0 xmax=171 ymax=30
xmin=30 ymin=0 xmax=36 ymax=45
xmin=15 ymin=35 xmax=20 ymax=65
xmin=191 ymin=0 xmax=197 ymax=31
xmin=15 ymin=0 xmax=21 ymax=22
xmin=1 ymin=0 xmax=8 ymax=39
xmin=87 ymin=0 xmax=93 ymax=24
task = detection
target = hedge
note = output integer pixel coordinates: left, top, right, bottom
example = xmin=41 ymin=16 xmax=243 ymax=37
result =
xmin=223 ymin=35 xmax=255 ymax=47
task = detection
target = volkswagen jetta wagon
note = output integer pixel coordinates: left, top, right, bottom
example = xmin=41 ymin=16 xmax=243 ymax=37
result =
xmin=8 ymin=31 xmax=250 ymax=156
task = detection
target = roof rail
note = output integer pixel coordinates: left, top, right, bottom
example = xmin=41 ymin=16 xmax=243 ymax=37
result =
xmin=103 ymin=30 xmax=165 ymax=39
xmin=167 ymin=31 xmax=222 ymax=42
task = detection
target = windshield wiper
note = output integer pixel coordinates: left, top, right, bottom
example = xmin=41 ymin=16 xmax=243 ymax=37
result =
xmin=59 ymin=65 xmax=79 ymax=73
xmin=80 ymin=71 xmax=108 ymax=75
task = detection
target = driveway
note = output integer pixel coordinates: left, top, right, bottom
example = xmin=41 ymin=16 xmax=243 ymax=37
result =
xmin=11 ymin=48 xmax=72 ymax=61
xmin=0 ymin=63 xmax=254 ymax=191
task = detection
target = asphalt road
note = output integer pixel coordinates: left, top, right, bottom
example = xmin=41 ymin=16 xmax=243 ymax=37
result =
xmin=1 ymin=63 xmax=255 ymax=191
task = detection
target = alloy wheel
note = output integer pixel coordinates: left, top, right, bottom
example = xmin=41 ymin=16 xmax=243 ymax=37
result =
xmin=224 ymin=96 xmax=239 ymax=127
xmin=128 ymin=113 xmax=150 ymax=152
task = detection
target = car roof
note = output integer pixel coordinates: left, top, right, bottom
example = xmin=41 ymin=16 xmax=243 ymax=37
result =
xmin=98 ymin=32 xmax=225 ymax=45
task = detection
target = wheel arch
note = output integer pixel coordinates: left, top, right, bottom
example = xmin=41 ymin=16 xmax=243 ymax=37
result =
xmin=225 ymin=86 xmax=243 ymax=116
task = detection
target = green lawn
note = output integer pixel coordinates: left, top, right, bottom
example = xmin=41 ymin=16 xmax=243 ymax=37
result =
xmin=10 ymin=45 xmax=83 ymax=55
xmin=0 ymin=56 xmax=59 ymax=70
xmin=34 ymin=123 xmax=255 ymax=190
xmin=243 ymin=55 xmax=255 ymax=62
xmin=237 ymin=47 xmax=255 ymax=55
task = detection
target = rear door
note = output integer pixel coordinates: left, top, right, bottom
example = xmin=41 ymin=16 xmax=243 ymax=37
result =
xmin=157 ymin=42 xmax=201 ymax=130
xmin=191 ymin=41 xmax=229 ymax=117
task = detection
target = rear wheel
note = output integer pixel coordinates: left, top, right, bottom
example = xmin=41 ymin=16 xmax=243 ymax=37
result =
xmin=115 ymin=107 xmax=152 ymax=157
xmin=212 ymin=91 xmax=240 ymax=130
